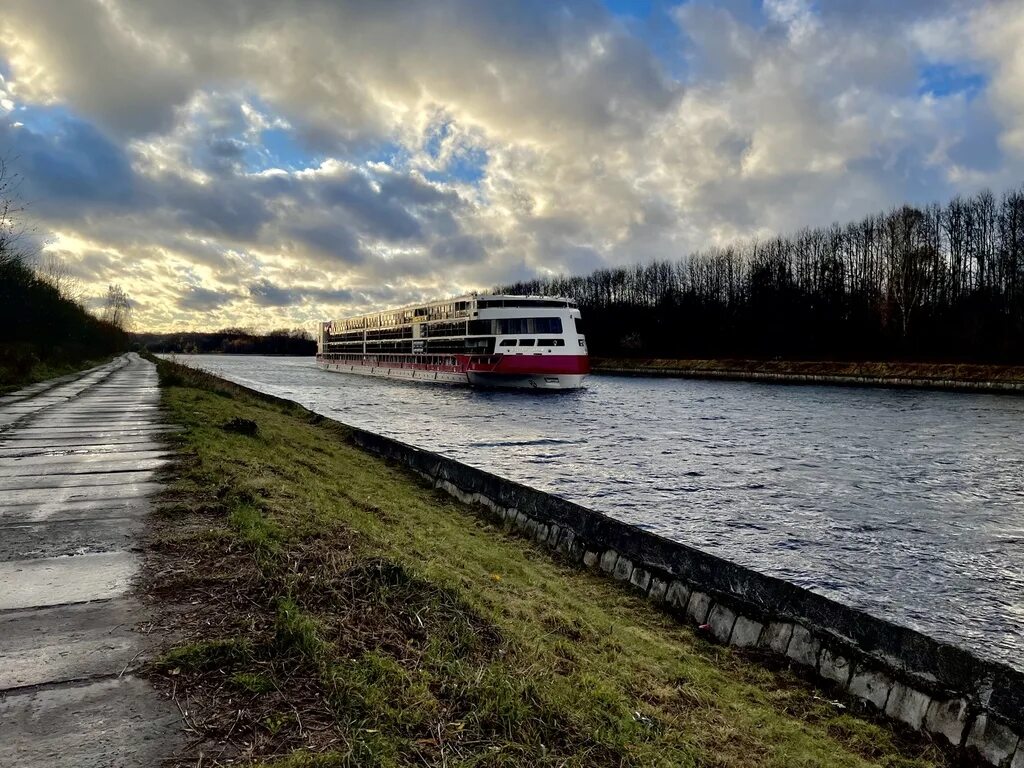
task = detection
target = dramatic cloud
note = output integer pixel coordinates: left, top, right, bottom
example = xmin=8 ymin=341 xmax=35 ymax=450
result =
xmin=1 ymin=0 xmax=1022 ymax=330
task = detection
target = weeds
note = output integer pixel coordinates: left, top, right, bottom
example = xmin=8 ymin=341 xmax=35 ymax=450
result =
xmin=157 ymin=638 xmax=255 ymax=673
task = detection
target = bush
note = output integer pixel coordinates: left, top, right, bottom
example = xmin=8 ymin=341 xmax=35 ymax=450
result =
xmin=0 ymin=258 xmax=128 ymax=388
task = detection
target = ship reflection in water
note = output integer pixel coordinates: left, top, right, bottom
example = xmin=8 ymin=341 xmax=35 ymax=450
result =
xmin=168 ymin=353 xmax=1024 ymax=670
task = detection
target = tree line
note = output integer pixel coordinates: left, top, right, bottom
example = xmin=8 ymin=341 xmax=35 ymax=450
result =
xmin=140 ymin=328 xmax=315 ymax=355
xmin=0 ymin=160 xmax=132 ymax=388
xmin=499 ymin=185 xmax=1024 ymax=362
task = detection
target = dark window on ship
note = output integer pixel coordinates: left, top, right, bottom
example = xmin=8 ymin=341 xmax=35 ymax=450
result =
xmin=422 ymin=320 xmax=466 ymax=338
xmin=497 ymin=318 xmax=528 ymax=335
xmin=499 ymin=339 xmax=517 ymax=347
xmin=531 ymin=317 xmax=562 ymax=334
xmin=468 ymin=319 xmax=492 ymax=335
xmin=519 ymin=338 xmax=536 ymax=346
xmin=573 ymin=317 xmax=585 ymax=334
xmin=538 ymin=339 xmax=565 ymax=346
xmin=494 ymin=317 xmax=562 ymax=335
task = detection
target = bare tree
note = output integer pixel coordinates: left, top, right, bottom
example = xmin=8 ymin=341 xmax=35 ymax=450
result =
xmin=888 ymin=207 xmax=933 ymax=338
xmin=35 ymin=252 xmax=85 ymax=304
xmin=498 ymin=181 xmax=1024 ymax=361
xmin=102 ymin=284 xmax=134 ymax=331
xmin=0 ymin=157 xmax=29 ymax=269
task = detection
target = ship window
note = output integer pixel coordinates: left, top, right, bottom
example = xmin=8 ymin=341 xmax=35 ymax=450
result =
xmin=499 ymin=339 xmax=517 ymax=347
xmin=573 ymin=317 xmax=585 ymax=334
xmin=519 ymin=338 xmax=536 ymax=346
xmin=493 ymin=317 xmax=563 ymax=334
xmin=531 ymin=317 xmax=562 ymax=334
xmin=538 ymin=339 xmax=565 ymax=347
xmin=468 ymin=319 xmax=492 ymax=335
xmin=497 ymin=318 xmax=528 ymax=335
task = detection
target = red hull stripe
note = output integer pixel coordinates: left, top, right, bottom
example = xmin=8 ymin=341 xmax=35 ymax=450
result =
xmin=490 ymin=355 xmax=590 ymax=375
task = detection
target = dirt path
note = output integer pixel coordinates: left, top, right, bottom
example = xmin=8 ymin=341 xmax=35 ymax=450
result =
xmin=0 ymin=353 xmax=182 ymax=767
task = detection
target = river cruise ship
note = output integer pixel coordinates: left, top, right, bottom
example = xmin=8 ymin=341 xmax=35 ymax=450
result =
xmin=317 ymin=294 xmax=589 ymax=390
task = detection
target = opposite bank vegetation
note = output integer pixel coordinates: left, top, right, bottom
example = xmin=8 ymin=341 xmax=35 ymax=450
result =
xmin=500 ymin=183 xmax=1024 ymax=365
xmin=143 ymin=356 xmax=965 ymax=767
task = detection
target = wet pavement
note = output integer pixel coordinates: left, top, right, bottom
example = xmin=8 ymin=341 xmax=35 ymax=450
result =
xmin=0 ymin=354 xmax=183 ymax=766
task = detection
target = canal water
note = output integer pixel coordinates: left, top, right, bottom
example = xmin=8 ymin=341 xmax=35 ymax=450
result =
xmin=170 ymin=354 xmax=1024 ymax=669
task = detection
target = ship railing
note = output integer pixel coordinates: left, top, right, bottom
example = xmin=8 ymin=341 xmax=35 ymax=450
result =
xmin=319 ymin=352 xmax=474 ymax=374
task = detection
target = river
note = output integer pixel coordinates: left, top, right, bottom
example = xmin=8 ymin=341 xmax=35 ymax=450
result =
xmin=168 ymin=354 xmax=1024 ymax=669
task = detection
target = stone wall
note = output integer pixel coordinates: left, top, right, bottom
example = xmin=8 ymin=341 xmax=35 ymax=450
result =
xmin=343 ymin=424 xmax=1024 ymax=767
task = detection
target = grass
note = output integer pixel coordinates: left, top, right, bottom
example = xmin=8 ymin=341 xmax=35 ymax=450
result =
xmin=0 ymin=353 xmax=120 ymax=394
xmin=145 ymin=358 xmax=957 ymax=767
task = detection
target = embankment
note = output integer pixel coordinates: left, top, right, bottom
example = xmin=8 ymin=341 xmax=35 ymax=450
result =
xmin=156 ymin=357 xmax=1023 ymax=767
xmin=346 ymin=422 xmax=1022 ymax=766
xmin=148 ymin=356 xmax=970 ymax=767
xmin=591 ymin=358 xmax=1024 ymax=394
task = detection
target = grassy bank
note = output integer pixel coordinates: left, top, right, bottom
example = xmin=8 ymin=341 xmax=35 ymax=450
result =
xmin=0 ymin=354 xmax=119 ymax=395
xmin=592 ymin=358 xmax=1024 ymax=389
xmin=146 ymin=359 xmax=956 ymax=767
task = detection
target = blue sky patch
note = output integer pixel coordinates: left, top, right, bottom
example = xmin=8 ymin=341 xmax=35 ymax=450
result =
xmin=918 ymin=63 xmax=986 ymax=99
xmin=424 ymin=145 xmax=488 ymax=185
xmin=418 ymin=118 xmax=488 ymax=185
xmin=259 ymin=127 xmax=319 ymax=171
xmin=604 ymin=0 xmax=655 ymax=18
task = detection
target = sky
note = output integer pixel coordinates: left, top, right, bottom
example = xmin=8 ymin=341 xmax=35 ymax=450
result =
xmin=2 ymin=0 xmax=1024 ymax=332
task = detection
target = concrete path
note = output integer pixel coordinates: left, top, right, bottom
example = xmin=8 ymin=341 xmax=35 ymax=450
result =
xmin=0 ymin=354 xmax=183 ymax=766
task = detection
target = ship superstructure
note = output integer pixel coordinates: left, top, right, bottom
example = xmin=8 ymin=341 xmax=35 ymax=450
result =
xmin=317 ymin=294 xmax=589 ymax=390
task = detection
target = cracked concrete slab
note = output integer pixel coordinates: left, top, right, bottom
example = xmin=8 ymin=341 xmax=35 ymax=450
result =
xmin=0 ymin=353 xmax=182 ymax=766
xmin=0 ymin=552 xmax=139 ymax=610
xmin=0 ymin=497 xmax=153 ymax=524
xmin=0 ymin=469 xmax=165 ymax=492
xmin=0 ymin=677 xmax=182 ymax=768
xmin=0 ymin=441 xmax=168 ymax=459
xmin=0 ymin=455 xmax=172 ymax=478
xmin=0 ymin=481 xmax=165 ymax=507
xmin=0 ymin=599 xmax=158 ymax=689
xmin=0 ymin=517 xmax=144 ymax=561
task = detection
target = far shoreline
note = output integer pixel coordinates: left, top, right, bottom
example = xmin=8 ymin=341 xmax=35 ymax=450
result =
xmin=155 ymin=351 xmax=1024 ymax=395
xmin=590 ymin=357 xmax=1024 ymax=395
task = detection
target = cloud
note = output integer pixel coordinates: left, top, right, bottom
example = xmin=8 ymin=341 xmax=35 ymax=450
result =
xmin=249 ymin=279 xmax=354 ymax=307
xmin=249 ymin=278 xmax=295 ymax=307
xmin=0 ymin=111 xmax=136 ymax=213
xmin=429 ymin=234 xmax=488 ymax=264
xmin=963 ymin=1 xmax=1024 ymax=155
xmin=178 ymin=285 xmax=236 ymax=311
xmin=0 ymin=0 xmax=1022 ymax=331
xmin=0 ymin=0 xmax=193 ymax=136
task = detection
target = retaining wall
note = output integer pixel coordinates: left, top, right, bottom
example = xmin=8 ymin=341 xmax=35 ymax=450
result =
xmin=344 ymin=424 xmax=1023 ymax=767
